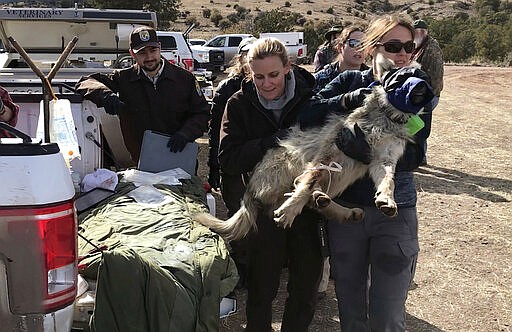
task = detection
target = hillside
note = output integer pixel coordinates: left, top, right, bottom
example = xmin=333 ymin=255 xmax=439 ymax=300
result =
xmin=172 ymin=0 xmax=475 ymax=41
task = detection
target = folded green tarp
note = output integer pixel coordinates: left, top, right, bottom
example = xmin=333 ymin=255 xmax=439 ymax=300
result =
xmin=78 ymin=177 xmax=238 ymax=332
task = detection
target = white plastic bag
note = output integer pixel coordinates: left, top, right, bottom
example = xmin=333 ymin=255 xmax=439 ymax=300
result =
xmin=37 ymin=99 xmax=80 ymax=161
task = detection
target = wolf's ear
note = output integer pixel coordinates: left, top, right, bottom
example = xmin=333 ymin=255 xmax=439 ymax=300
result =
xmin=374 ymin=53 xmax=396 ymax=81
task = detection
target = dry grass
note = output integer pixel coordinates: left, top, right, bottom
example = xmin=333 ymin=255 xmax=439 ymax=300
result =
xmin=196 ymin=65 xmax=512 ymax=331
xmin=173 ymin=0 xmax=473 ymax=40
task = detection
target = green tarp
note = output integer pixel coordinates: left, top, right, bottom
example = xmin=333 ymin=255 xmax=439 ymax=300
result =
xmin=77 ymin=177 xmax=238 ymax=332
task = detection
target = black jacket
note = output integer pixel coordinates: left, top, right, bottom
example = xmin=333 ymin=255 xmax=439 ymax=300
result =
xmin=218 ymin=65 xmax=315 ymax=176
xmin=76 ymin=60 xmax=210 ymax=162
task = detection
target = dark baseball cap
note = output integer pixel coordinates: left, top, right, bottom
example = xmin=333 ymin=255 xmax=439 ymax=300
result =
xmin=129 ymin=26 xmax=160 ymax=53
xmin=413 ymin=19 xmax=428 ymax=30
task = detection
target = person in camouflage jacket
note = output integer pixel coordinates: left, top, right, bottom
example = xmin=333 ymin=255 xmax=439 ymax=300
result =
xmin=412 ymin=19 xmax=444 ymax=97
xmin=412 ymin=19 xmax=444 ymax=164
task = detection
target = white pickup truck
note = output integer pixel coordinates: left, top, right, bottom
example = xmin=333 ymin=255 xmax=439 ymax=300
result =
xmin=190 ymin=33 xmax=253 ymax=72
xmin=0 ymin=7 xmax=232 ymax=332
xmin=259 ymin=32 xmax=309 ymax=64
xmin=0 ymin=124 xmax=78 ymax=332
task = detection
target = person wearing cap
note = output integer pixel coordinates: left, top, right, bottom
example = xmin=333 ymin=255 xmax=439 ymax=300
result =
xmin=412 ymin=19 xmax=444 ymax=165
xmin=313 ymin=25 xmax=343 ymax=73
xmin=313 ymin=25 xmax=369 ymax=93
xmin=311 ymin=25 xmax=369 ymax=301
xmin=76 ymin=26 xmax=210 ymax=165
xmin=208 ymin=36 xmax=256 ymax=194
xmin=207 ymin=36 xmax=256 ymax=289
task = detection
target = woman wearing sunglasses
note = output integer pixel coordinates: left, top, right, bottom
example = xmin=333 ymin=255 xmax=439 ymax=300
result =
xmin=312 ymin=16 xmax=430 ymax=331
xmin=313 ymin=24 xmax=369 ymax=300
xmin=313 ymin=26 xmax=368 ymax=93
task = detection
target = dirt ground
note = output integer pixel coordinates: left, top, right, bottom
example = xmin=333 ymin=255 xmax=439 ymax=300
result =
xmin=195 ymin=65 xmax=512 ymax=332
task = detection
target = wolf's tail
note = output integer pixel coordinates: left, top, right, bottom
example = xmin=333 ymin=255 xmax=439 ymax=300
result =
xmin=194 ymin=192 xmax=259 ymax=241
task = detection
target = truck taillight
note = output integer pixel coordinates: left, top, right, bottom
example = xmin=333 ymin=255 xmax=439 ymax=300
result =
xmin=0 ymin=201 xmax=78 ymax=313
xmin=36 ymin=201 xmax=78 ymax=311
xmin=182 ymin=58 xmax=194 ymax=71
xmin=298 ymin=48 xmax=303 ymax=57
xmin=1 ymin=200 xmax=77 ymax=312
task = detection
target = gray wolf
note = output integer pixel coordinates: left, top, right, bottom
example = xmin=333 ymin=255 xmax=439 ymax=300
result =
xmin=195 ymin=55 xmax=433 ymax=241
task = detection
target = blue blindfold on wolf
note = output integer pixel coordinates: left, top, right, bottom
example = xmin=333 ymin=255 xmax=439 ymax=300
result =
xmin=381 ymin=67 xmax=435 ymax=114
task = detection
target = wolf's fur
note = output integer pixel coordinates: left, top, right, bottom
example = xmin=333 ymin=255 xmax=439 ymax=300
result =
xmin=196 ymin=56 xmax=421 ymax=241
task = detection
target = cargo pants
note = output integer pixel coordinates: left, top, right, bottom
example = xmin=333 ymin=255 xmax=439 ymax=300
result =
xmin=328 ymin=205 xmax=419 ymax=332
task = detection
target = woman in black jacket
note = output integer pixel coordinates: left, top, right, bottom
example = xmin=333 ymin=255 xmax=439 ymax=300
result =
xmin=218 ymin=38 xmax=323 ymax=332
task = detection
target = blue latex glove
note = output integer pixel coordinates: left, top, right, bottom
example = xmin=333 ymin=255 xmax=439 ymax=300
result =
xmin=103 ymin=92 xmax=125 ymax=115
xmin=335 ymin=123 xmax=372 ymax=164
xmin=167 ymin=133 xmax=188 ymax=152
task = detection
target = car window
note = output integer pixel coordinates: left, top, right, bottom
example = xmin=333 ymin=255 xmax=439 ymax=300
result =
xmin=159 ymin=36 xmax=177 ymax=50
xmin=207 ymin=37 xmax=225 ymax=47
xmin=189 ymin=40 xmax=206 ymax=46
xmin=228 ymin=37 xmax=243 ymax=47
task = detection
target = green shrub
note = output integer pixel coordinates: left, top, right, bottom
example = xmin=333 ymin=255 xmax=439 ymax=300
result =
xmin=218 ymin=19 xmax=232 ymax=30
xmin=210 ymin=10 xmax=223 ymax=26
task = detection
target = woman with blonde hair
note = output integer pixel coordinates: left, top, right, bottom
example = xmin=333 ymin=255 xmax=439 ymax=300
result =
xmin=314 ymin=16 xmax=431 ymax=331
xmin=218 ymin=37 xmax=323 ymax=332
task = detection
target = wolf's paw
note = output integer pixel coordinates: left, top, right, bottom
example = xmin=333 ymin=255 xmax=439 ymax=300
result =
xmin=274 ymin=204 xmax=301 ymax=229
xmin=375 ymin=196 xmax=397 ymax=217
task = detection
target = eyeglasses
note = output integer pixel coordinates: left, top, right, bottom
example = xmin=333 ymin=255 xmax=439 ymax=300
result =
xmin=346 ymin=38 xmax=362 ymax=48
xmin=377 ymin=40 xmax=415 ymax=53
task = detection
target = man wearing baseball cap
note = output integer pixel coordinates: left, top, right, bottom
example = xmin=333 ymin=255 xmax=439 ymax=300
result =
xmin=76 ymin=26 xmax=210 ymax=165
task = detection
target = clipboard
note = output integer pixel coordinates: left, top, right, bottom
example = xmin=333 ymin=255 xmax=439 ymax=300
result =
xmin=137 ymin=130 xmax=198 ymax=175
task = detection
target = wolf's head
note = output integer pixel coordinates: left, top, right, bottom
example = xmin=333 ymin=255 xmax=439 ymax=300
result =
xmin=374 ymin=53 xmax=434 ymax=114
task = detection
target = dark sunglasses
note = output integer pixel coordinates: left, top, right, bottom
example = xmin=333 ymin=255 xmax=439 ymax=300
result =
xmin=346 ymin=38 xmax=362 ymax=48
xmin=377 ymin=40 xmax=415 ymax=53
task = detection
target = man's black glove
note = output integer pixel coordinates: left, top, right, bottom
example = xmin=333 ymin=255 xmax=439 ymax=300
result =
xmin=103 ymin=92 xmax=125 ymax=115
xmin=260 ymin=128 xmax=290 ymax=150
xmin=341 ymin=88 xmax=372 ymax=111
xmin=335 ymin=123 xmax=372 ymax=164
xmin=167 ymin=133 xmax=189 ymax=152
xmin=208 ymin=167 xmax=221 ymax=190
